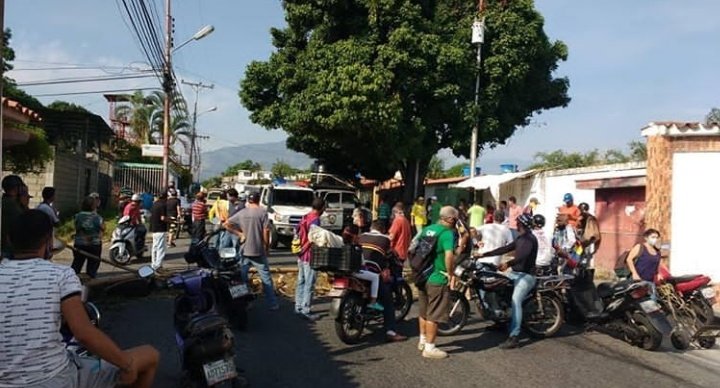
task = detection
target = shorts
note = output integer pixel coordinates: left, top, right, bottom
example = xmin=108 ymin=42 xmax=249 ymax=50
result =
xmin=33 ymin=352 xmax=119 ymax=388
xmin=418 ymin=284 xmax=450 ymax=323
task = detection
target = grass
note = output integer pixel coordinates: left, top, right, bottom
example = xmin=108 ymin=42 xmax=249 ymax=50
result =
xmin=56 ymin=209 xmax=120 ymax=244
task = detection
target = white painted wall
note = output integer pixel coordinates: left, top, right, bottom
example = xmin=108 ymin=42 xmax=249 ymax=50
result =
xmin=670 ymin=152 xmax=720 ymax=281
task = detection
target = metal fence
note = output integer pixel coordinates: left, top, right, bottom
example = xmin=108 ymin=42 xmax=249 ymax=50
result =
xmin=114 ymin=162 xmax=176 ymax=194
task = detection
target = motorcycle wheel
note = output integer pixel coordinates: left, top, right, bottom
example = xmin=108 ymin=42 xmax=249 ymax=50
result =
xmin=437 ymin=291 xmax=469 ymax=336
xmin=393 ymin=283 xmax=413 ymax=322
xmin=698 ymin=337 xmax=716 ymax=349
xmin=632 ymin=312 xmax=663 ymax=351
xmin=335 ymin=293 xmax=366 ymax=344
xmin=109 ymin=245 xmax=131 ymax=265
xmin=691 ymin=297 xmax=716 ymax=325
xmin=670 ymin=330 xmax=691 ymax=350
xmin=522 ymin=295 xmax=564 ymax=338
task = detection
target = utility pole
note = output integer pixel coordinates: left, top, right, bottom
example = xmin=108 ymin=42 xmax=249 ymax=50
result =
xmin=161 ymin=0 xmax=173 ymax=189
xmin=469 ymin=0 xmax=485 ymax=178
xmin=181 ymin=80 xmax=214 ymax=182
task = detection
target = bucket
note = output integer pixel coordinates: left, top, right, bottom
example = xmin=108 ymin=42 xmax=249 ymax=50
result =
xmin=500 ymin=164 xmax=518 ymax=173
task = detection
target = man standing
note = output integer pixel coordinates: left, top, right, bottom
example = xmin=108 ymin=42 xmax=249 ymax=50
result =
xmin=410 ymin=196 xmax=427 ymax=236
xmin=377 ymin=196 xmax=391 ymax=230
xmin=417 ymin=206 xmax=459 ymax=359
xmin=1 ymin=175 xmax=25 ymax=256
xmin=225 ymin=192 xmax=279 ymax=311
xmin=577 ymin=202 xmax=601 ymax=266
xmin=37 ymin=187 xmax=60 ymax=226
xmin=191 ymin=192 xmax=208 ymax=242
xmin=467 ymin=201 xmax=486 ymax=229
xmin=478 ymin=210 xmax=514 ymax=266
xmin=553 ymin=214 xmax=578 ymax=271
xmin=477 ymin=214 xmax=538 ymax=349
xmin=428 ymin=196 xmax=442 ymax=225
xmin=531 ymin=214 xmax=554 ymax=276
xmin=149 ymin=192 xmax=168 ymax=271
xmin=294 ymin=198 xmax=325 ymax=320
xmin=388 ymin=204 xmax=412 ymax=261
xmin=558 ymin=193 xmax=581 ymax=228
xmin=166 ymin=189 xmax=182 ymax=248
xmin=507 ymin=196 xmax=522 ymax=239
xmin=523 ymin=197 xmax=539 ymax=215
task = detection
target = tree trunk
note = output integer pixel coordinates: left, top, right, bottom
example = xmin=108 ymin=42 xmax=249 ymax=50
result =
xmin=401 ymin=158 xmax=429 ymax=207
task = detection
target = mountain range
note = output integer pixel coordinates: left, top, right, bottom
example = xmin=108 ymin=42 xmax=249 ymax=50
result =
xmin=199 ymin=141 xmax=531 ymax=180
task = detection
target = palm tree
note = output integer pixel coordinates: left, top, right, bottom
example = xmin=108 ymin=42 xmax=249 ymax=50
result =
xmin=116 ymin=90 xmax=191 ymax=150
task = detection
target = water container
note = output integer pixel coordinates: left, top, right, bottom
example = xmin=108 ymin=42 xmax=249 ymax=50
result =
xmin=500 ymin=164 xmax=518 ymax=173
xmin=462 ymin=166 xmax=481 ymax=177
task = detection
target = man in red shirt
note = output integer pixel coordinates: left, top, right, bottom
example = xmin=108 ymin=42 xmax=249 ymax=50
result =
xmin=191 ymin=192 xmax=208 ymax=242
xmin=123 ymin=194 xmax=146 ymax=250
xmin=388 ymin=204 xmax=412 ymax=260
xmin=558 ymin=193 xmax=581 ymax=228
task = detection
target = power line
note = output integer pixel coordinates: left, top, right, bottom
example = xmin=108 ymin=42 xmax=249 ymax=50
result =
xmin=17 ymin=73 xmax=156 ymax=87
xmin=32 ymin=87 xmax=161 ymax=97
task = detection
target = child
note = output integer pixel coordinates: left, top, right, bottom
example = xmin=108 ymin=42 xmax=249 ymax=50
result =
xmin=354 ymin=266 xmax=384 ymax=311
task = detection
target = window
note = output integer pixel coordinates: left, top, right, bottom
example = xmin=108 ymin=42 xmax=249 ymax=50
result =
xmin=341 ymin=194 xmax=359 ymax=206
xmin=273 ymin=190 xmax=314 ymax=206
xmin=324 ymin=193 xmax=341 ymax=207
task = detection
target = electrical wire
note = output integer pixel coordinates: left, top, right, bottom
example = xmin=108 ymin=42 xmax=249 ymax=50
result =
xmin=17 ymin=73 xmax=156 ymax=87
xmin=32 ymin=87 xmax=162 ymax=97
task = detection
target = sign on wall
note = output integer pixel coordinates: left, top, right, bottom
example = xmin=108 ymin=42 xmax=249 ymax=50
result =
xmin=141 ymin=144 xmax=163 ymax=158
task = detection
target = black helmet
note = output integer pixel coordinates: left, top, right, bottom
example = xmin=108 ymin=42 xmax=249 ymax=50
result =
xmin=578 ymin=202 xmax=590 ymax=212
xmin=532 ymin=214 xmax=546 ymax=228
xmin=517 ymin=213 xmax=534 ymax=230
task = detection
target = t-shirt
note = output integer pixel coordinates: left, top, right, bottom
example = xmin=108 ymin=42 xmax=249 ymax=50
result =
xmin=74 ymin=211 xmax=103 ymax=246
xmin=358 ymin=230 xmax=391 ymax=269
xmin=192 ymin=200 xmax=207 ymax=221
xmin=388 ymin=215 xmax=412 ymax=260
xmin=478 ymin=223 xmax=514 ymax=266
xmin=0 ymin=258 xmax=82 ymax=386
xmin=429 ymin=203 xmax=442 ymax=224
xmin=467 ymin=205 xmax=486 ymax=229
xmin=1 ymin=196 xmax=22 ymax=255
xmin=378 ymin=203 xmax=391 ymax=220
xmin=559 ymin=204 xmax=581 ymax=228
xmin=123 ymin=202 xmax=141 ymax=225
xmin=421 ymin=224 xmax=455 ymax=286
xmin=227 ymin=206 xmax=269 ymax=257
xmin=166 ymin=197 xmax=180 ymax=218
xmin=150 ymin=200 xmax=168 ymax=233
xmin=410 ymin=203 xmax=427 ymax=227
xmin=508 ymin=204 xmax=522 ymax=230
xmin=37 ymin=202 xmax=60 ymax=225
xmin=228 ymin=201 xmax=245 ymax=217
xmin=533 ymin=229 xmax=553 ymax=267
xmin=298 ymin=212 xmax=321 ymax=263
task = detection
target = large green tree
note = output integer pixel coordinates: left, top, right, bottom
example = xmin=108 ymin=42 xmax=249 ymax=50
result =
xmin=240 ymin=0 xmax=569 ymax=201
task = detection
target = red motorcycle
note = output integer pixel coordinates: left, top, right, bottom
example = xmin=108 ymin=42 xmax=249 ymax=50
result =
xmin=658 ymin=266 xmax=716 ymax=325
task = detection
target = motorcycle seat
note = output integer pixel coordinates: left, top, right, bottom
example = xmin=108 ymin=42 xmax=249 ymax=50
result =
xmin=596 ymin=283 xmax=615 ymax=299
xmin=666 ymin=275 xmax=702 ymax=285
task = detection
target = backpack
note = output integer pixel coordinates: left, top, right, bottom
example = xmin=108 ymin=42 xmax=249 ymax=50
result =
xmin=409 ymin=229 xmax=448 ymax=288
xmin=292 ymin=214 xmax=312 ymax=255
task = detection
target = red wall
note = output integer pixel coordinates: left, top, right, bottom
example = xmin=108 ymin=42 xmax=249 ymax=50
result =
xmin=594 ymin=187 xmax=646 ymax=270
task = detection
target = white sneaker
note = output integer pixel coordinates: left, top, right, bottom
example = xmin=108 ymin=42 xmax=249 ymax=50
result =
xmin=422 ymin=347 xmax=448 ymax=359
xmin=418 ymin=342 xmax=425 ymax=352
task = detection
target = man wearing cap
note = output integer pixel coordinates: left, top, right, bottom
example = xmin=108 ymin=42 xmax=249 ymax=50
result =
xmin=124 ymin=194 xmax=147 ymax=252
xmin=166 ymin=189 xmax=182 ymax=248
xmin=224 ymin=192 xmax=279 ymax=310
xmin=558 ymin=193 xmax=581 ymax=228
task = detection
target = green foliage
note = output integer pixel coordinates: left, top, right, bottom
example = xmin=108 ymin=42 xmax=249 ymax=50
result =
xmin=223 ymin=160 xmax=262 ymax=176
xmin=271 ymin=160 xmax=295 ymax=178
xmin=445 ymin=163 xmax=468 ymax=178
xmin=426 ymin=156 xmax=446 ymax=179
xmin=528 ymin=142 xmax=647 ymax=170
xmin=202 ymin=176 xmax=222 ymax=189
xmin=2 ymin=124 xmax=54 ymax=173
xmin=115 ymin=90 xmax=191 ymax=149
xmin=47 ymin=101 xmax=90 ymax=113
xmin=240 ymin=0 xmax=569 ymax=201
xmin=705 ymin=107 xmax=720 ymax=125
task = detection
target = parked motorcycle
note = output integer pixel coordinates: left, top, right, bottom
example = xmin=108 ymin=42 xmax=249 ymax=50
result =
xmin=184 ymin=230 xmax=253 ymax=330
xmin=437 ymin=259 xmax=565 ymax=338
xmin=329 ymin=255 xmax=413 ymax=345
xmin=565 ymin=267 xmax=673 ymax=351
xmin=166 ymin=267 xmax=247 ymax=387
xmin=109 ymin=215 xmax=147 ymax=265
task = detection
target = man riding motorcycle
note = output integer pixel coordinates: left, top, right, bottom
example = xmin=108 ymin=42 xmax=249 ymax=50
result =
xmin=123 ymin=194 xmax=147 ymax=252
xmin=476 ymin=213 xmax=538 ymax=349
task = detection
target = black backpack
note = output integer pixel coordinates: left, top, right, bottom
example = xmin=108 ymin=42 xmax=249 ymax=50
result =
xmin=409 ymin=229 xmax=448 ymax=287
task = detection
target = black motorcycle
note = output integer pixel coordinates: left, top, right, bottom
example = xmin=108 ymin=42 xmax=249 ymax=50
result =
xmin=565 ymin=267 xmax=673 ymax=351
xmin=437 ymin=258 xmax=564 ymax=338
xmin=185 ymin=230 xmax=253 ymax=330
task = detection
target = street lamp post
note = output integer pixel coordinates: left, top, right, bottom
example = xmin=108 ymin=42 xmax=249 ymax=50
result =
xmin=182 ymin=80 xmax=214 ymax=183
xmin=469 ymin=1 xmax=485 ymax=178
xmin=161 ymin=0 xmax=214 ymax=189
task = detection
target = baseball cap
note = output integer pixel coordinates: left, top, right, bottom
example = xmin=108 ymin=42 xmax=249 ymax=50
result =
xmin=563 ymin=193 xmax=573 ymax=203
xmin=247 ymin=192 xmax=261 ymax=203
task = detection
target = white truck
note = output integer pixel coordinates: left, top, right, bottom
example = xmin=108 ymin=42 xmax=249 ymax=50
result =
xmin=259 ymin=184 xmax=315 ymax=249
xmin=315 ymin=188 xmax=360 ymax=233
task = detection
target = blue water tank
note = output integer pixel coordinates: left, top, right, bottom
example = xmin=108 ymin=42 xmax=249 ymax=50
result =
xmin=462 ymin=166 xmax=482 ymax=177
xmin=500 ymin=164 xmax=518 ymax=173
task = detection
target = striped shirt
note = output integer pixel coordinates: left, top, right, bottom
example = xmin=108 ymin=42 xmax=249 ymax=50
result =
xmin=192 ymin=200 xmax=207 ymax=221
xmin=0 ymin=258 xmax=82 ymax=386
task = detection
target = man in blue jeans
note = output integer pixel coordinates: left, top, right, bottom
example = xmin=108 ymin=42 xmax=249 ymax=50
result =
xmin=477 ymin=213 xmax=538 ymax=349
xmin=225 ymin=192 xmax=279 ymax=311
xmin=294 ymin=198 xmax=325 ymax=321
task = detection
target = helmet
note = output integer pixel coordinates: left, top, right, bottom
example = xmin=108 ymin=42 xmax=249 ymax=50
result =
xmin=578 ymin=202 xmax=590 ymax=212
xmin=131 ymin=194 xmax=142 ymax=202
xmin=532 ymin=214 xmax=546 ymax=228
xmin=1 ymin=175 xmax=24 ymax=191
xmin=517 ymin=213 xmax=534 ymax=230
xmin=563 ymin=193 xmax=574 ymax=203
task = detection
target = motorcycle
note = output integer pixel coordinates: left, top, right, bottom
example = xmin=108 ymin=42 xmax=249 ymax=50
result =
xmin=437 ymin=259 xmax=565 ymax=338
xmin=329 ymin=254 xmax=414 ymax=345
xmin=184 ymin=230 xmax=253 ymax=330
xmin=565 ymin=267 xmax=673 ymax=351
xmin=61 ymin=285 xmax=101 ymax=357
xmin=109 ymin=215 xmax=147 ymax=265
xmin=165 ymin=267 xmax=247 ymax=387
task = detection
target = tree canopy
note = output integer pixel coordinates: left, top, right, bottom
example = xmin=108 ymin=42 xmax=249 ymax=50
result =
xmin=240 ymin=0 xmax=569 ymax=200
xmin=527 ymin=142 xmax=647 ymax=170
xmin=271 ymin=160 xmax=295 ymax=178
xmin=705 ymin=108 xmax=720 ymax=125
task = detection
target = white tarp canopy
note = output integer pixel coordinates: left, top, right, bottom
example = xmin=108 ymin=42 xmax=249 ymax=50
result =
xmin=455 ymin=170 xmax=536 ymax=190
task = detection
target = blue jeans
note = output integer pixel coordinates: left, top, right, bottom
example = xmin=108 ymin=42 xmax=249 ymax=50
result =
xmin=241 ymin=255 xmax=278 ymax=308
xmin=507 ymin=271 xmax=536 ymax=337
xmin=510 ymin=228 xmax=519 ymax=240
xmin=379 ymin=281 xmax=396 ymax=333
xmin=295 ymin=260 xmax=317 ymax=314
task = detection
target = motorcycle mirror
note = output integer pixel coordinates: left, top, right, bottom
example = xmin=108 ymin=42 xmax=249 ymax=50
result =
xmin=219 ymin=248 xmax=237 ymax=259
xmin=137 ymin=265 xmax=155 ymax=278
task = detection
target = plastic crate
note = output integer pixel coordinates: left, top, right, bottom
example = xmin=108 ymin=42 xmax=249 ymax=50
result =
xmin=310 ymin=245 xmax=362 ymax=272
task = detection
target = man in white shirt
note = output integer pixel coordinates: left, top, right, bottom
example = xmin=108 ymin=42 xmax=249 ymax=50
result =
xmin=36 ymin=187 xmax=60 ymax=226
xmin=478 ymin=210 xmax=514 ymax=266
xmin=0 ymin=210 xmax=159 ymax=387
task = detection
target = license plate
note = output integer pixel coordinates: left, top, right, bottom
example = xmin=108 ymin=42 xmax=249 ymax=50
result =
xmin=327 ymin=289 xmax=344 ymax=297
xmin=229 ymin=284 xmax=250 ymax=299
xmin=639 ymin=299 xmax=660 ymax=313
xmin=203 ymin=358 xmax=237 ymax=386
xmin=701 ymin=287 xmax=716 ymax=299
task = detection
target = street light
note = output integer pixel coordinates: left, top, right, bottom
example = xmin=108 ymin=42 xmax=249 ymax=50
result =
xmin=188 ymin=105 xmax=217 ymax=179
xmin=469 ymin=2 xmax=485 ymax=179
xmin=173 ymin=25 xmax=215 ymax=53
xmin=199 ymin=106 xmax=217 ymax=115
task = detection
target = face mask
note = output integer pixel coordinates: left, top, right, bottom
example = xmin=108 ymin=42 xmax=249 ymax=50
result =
xmin=646 ymin=237 xmax=659 ymax=247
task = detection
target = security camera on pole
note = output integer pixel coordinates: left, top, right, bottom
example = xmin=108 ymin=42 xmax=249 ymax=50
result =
xmin=469 ymin=3 xmax=485 ymax=178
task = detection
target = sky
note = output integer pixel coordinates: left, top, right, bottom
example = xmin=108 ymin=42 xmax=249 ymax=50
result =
xmin=5 ymin=0 xmax=720 ymax=167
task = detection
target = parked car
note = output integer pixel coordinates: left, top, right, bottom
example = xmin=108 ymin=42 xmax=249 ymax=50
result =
xmin=315 ymin=188 xmax=359 ymax=233
xmin=260 ymin=184 xmax=314 ymax=248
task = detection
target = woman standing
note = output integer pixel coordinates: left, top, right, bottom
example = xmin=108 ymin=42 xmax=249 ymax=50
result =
xmin=72 ymin=196 xmax=105 ymax=278
xmin=625 ymin=229 xmax=662 ymax=282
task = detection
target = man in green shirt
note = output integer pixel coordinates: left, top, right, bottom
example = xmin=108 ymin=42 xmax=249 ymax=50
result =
xmin=467 ymin=202 xmax=486 ymax=229
xmin=1 ymin=175 xmax=26 ymax=257
xmin=417 ymin=205 xmax=467 ymax=359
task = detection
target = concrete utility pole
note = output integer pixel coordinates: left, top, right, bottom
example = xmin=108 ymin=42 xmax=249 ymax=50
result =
xmin=181 ymin=80 xmax=213 ymax=181
xmin=161 ymin=0 xmax=173 ymax=189
xmin=469 ymin=0 xmax=485 ymax=178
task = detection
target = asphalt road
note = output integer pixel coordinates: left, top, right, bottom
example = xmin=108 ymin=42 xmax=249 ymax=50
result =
xmin=99 ymin=289 xmax=720 ymax=388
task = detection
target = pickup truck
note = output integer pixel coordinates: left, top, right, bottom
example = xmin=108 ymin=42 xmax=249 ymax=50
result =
xmin=260 ymin=184 xmax=315 ymax=249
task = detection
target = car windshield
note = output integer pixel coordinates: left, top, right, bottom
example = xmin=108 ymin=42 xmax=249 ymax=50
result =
xmin=208 ymin=192 xmax=221 ymax=200
xmin=273 ymin=189 xmax=314 ymax=206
